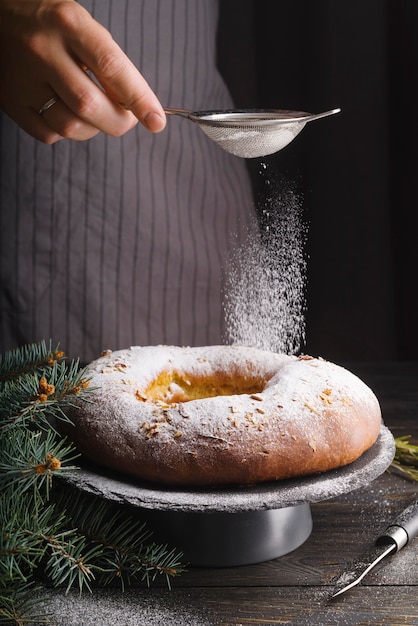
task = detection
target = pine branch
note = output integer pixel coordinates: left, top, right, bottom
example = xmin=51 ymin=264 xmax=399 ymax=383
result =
xmin=0 ymin=498 xmax=99 ymax=594
xmin=53 ymin=493 xmax=186 ymax=591
xmin=41 ymin=530 xmax=101 ymax=594
xmin=0 ymin=359 xmax=91 ymax=433
xmin=0 ymin=428 xmax=78 ymax=500
xmin=0 ymin=340 xmax=186 ymax=626
xmin=0 ymin=494 xmax=68 ymax=585
xmin=0 ymin=340 xmax=63 ymax=383
xmin=0 ymin=583 xmax=50 ymax=626
xmin=0 ymin=341 xmax=93 ymax=623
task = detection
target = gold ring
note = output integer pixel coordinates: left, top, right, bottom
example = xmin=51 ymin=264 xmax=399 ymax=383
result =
xmin=38 ymin=97 xmax=59 ymax=116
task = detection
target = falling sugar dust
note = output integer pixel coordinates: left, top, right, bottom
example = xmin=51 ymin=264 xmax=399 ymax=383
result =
xmin=223 ymin=162 xmax=307 ymax=355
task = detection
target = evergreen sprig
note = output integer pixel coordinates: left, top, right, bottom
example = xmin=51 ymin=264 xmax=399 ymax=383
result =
xmin=52 ymin=493 xmax=185 ymax=591
xmin=0 ymin=343 xmax=88 ymax=432
xmin=0 ymin=340 xmax=62 ymax=382
xmin=0 ymin=341 xmax=185 ymax=626
xmin=0 ymin=582 xmax=51 ymax=626
xmin=0 ymin=428 xmax=78 ymax=498
xmin=390 ymin=435 xmax=418 ymax=481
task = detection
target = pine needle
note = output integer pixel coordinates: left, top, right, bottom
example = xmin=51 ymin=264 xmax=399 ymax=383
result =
xmin=0 ymin=339 xmax=60 ymax=382
xmin=53 ymin=492 xmax=186 ymax=591
xmin=0 ymin=583 xmax=51 ymax=626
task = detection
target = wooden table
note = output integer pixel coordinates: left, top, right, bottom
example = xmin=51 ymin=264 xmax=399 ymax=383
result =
xmin=47 ymin=362 xmax=418 ymax=626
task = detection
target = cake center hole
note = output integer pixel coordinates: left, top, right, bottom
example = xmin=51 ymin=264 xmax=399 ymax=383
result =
xmin=144 ymin=370 xmax=266 ymax=403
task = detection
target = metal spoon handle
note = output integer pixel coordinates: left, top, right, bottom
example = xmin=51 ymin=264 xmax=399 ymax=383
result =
xmin=376 ymin=499 xmax=418 ymax=551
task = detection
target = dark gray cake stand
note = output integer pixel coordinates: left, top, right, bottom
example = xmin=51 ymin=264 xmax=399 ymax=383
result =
xmin=62 ymin=424 xmax=395 ymax=567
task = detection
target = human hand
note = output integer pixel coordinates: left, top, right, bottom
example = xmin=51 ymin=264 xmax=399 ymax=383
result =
xmin=0 ymin=0 xmax=166 ymax=143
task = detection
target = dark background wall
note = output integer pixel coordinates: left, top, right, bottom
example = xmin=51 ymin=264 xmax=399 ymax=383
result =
xmin=218 ymin=0 xmax=418 ymax=362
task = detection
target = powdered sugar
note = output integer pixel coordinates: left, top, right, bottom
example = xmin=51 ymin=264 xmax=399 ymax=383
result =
xmin=42 ymin=587 xmax=213 ymax=626
xmin=223 ymin=165 xmax=307 ymax=355
xmin=199 ymin=121 xmax=306 ymax=158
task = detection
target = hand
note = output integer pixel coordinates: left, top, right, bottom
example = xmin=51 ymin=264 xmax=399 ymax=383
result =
xmin=0 ymin=0 xmax=166 ymax=143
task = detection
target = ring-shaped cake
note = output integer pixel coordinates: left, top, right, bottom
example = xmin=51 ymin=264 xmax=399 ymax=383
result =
xmin=64 ymin=345 xmax=382 ymax=487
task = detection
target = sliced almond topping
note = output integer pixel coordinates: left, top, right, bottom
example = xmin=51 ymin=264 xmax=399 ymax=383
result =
xmin=146 ymin=426 xmax=159 ymax=439
xmin=304 ymin=401 xmax=320 ymax=415
xmin=156 ymin=401 xmax=171 ymax=409
xmin=319 ymin=393 xmax=333 ymax=405
xmin=178 ymin=403 xmax=190 ymax=418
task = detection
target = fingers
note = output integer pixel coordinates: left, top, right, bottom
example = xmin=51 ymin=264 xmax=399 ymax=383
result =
xmin=37 ymin=94 xmax=102 ymax=142
xmin=6 ymin=105 xmax=63 ymax=144
xmin=44 ymin=2 xmax=166 ymax=134
xmin=0 ymin=0 xmax=166 ymax=142
xmin=47 ymin=58 xmax=141 ymax=137
xmin=4 ymin=90 xmax=105 ymax=144
xmin=69 ymin=21 xmax=167 ymax=132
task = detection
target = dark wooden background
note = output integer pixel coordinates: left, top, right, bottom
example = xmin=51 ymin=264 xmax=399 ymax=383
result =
xmin=218 ymin=0 xmax=418 ymax=363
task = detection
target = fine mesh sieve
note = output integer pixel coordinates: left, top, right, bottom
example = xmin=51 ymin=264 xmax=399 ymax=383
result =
xmin=164 ymin=107 xmax=341 ymax=158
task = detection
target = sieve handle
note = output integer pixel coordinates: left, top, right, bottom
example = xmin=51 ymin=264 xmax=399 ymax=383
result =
xmin=376 ymin=500 xmax=418 ymax=551
xmin=304 ymin=108 xmax=341 ymax=123
xmin=164 ymin=107 xmax=193 ymax=118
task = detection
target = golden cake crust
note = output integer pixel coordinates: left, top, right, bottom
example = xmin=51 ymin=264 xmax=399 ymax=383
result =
xmin=64 ymin=345 xmax=382 ymax=486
